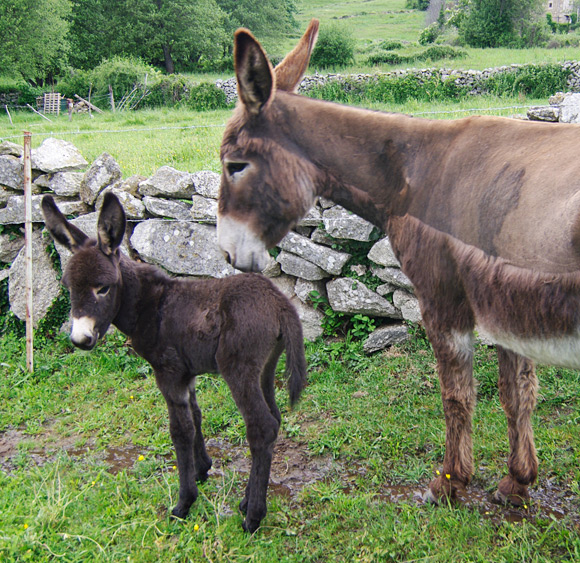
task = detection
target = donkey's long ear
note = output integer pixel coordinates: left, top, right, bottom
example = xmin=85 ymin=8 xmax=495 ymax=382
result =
xmin=275 ymin=19 xmax=319 ymax=92
xmin=42 ymin=195 xmax=88 ymax=252
xmin=234 ymin=28 xmax=275 ymax=115
xmin=97 ymin=192 xmax=126 ymax=256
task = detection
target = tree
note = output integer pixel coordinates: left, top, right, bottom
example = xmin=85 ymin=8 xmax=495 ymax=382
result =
xmin=457 ymin=0 xmax=546 ymax=47
xmin=216 ymin=0 xmax=298 ymax=55
xmin=0 ymin=0 xmax=71 ymax=83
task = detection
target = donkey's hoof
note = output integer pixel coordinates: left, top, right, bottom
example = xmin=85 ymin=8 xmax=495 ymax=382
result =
xmin=428 ymin=475 xmax=458 ymax=502
xmin=242 ymin=517 xmax=261 ymax=534
xmin=493 ymin=476 xmax=529 ymax=506
xmin=171 ymin=504 xmax=192 ymax=520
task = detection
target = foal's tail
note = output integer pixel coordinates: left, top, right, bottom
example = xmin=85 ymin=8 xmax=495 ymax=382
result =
xmin=280 ymin=304 xmax=307 ymax=408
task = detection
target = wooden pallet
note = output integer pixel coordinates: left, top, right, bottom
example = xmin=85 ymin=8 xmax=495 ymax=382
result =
xmin=43 ymin=93 xmax=61 ymax=115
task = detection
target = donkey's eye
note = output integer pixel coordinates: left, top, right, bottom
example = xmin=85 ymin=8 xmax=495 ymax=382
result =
xmin=96 ymin=286 xmax=110 ymax=296
xmin=226 ymin=162 xmax=248 ymax=176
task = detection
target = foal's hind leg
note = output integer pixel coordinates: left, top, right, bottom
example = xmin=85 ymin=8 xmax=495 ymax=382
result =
xmin=427 ymin=330 xmax=476 ymax=501
xmin=188 ymin=381 xmax=212 ymax=482
xmin=219 ymin=361 xmax=280 ymax=533
xmin=259 ymin=340 xmax=285 ymax=427
xmin=494 ymin=347 xmax=538 ymax=506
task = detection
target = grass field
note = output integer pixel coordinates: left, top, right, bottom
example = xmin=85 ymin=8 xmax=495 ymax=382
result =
xmin=1 ymin=3 xmax=580 ymax=559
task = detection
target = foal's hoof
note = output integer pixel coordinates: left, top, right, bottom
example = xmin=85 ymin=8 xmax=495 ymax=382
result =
xmin=242 ymin=517 xmax=261 ymax=534
xmin=170 ymin=504 xmax=191 ymax=520
xmin=493 ymin=476 xmax=529 ymax=506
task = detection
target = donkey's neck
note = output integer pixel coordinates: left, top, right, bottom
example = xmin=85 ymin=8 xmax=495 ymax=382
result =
xmin=112 ymin=255 xmax=167 ymax=340
xmin=273 ymin=93 xmax=460 ymax=228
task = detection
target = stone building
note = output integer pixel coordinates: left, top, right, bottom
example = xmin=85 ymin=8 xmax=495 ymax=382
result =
xmin=547 ymin=0 xmax=575 ymax=23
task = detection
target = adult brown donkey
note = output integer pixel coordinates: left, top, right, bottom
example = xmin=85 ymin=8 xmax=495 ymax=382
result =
xmin=217 ymin=18 xmax=580 ymax=506
xmin=42 ymin=193 xmax=307 ymax=532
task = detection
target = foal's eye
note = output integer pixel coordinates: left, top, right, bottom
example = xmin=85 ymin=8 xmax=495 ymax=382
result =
xmin=226 ymin=162 xmax=248 ymax=176
xmin=96 ymin=286 xmax=110 ymax=296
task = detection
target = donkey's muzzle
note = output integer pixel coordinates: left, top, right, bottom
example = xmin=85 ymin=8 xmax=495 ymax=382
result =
xmin=70 ymin=316 xmax=99 ymax=350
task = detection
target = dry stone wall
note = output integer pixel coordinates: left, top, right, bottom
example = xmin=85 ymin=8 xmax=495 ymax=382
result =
xmin=0 ymin=138 xmax=418 ymax=350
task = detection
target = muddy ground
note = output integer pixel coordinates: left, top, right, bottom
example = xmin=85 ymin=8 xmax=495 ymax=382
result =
xmin=1 ymin=427 xmax=579 ymax=530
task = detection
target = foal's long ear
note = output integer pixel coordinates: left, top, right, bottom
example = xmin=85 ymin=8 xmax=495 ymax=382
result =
xmin=42 ymin=195 xmax=88 ymax=252
xmin=275 ymin=19 xmax=319 ymax=92
xmin=234 ymin=28 xmax=275 ymax=115
xmin=97 ymin=192 xmax=126 ymax=256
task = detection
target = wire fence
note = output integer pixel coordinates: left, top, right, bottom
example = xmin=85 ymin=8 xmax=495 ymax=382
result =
xmin=0 ymin=104 xmax=537 ymax=143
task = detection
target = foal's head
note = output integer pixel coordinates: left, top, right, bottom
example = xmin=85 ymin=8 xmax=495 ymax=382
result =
xmin=217 ymin=19 xmax=319 ymax=272
xmin=42 ymin=193 xmax=126 ymax=350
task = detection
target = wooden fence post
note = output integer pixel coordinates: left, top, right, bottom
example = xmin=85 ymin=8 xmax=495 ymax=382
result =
xmin=23 ymin=131 xmax=34 ymax=373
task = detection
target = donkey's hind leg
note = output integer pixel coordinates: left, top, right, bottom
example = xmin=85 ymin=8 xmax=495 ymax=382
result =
xmin=427 ymin=330 xmax=476 ymax=501
xmin=188 ymin=381 xmax=212 ymax=482
xmin=220 ymin=361 xmax=280 ymax=533
xmin=494 ymin=347 xmax=538 ymax=506
xmin=260 ymin=340 xmax=285 ymax=427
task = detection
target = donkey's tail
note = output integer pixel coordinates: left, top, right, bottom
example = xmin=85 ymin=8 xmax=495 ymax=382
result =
xmin=280 ymin=304 xmax=307 ymax=408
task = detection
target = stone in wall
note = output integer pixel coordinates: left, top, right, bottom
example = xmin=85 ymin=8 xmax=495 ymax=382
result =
xmin=558 ymin=92 xmax=580 ymax=123
xmin=8 ymin=228 xmax=60 ymax=327
xmin=277 ymin=251 xmax=328 ymax=281
xmin=144 ymin=196 xmax=192 ymax=220
xmin=371 ymin=265 xmax=414 ymax=291
xmin=34 ymin=171 xmax=84 ymax=197
xmin=138 ymin=166 xmax=195 ymax=199
xmin=363 ymin=324 xmax=409 ymax=353
xmin=278 ymin=231 xmax=351 ymax=276
xmin=0 ymin=230 xmax=24 ymax=263
xmin=80 ymin=152 xmax=122 ymax=204
xmin=96 ymin=188 xmax=146 ymax=219
xmin=322 ymin=205 xmax=376 ymax=241
xmin=0 ymin=141 xmax=23 ymax=158
xmin=0 ymin=155 xmax=23 ymax=190
xmin=31 ymin=138 xmax=87 ymax=174
xmin=393 ymin=289 xmax=422 ymax=324
xmin=191 ymin=171 xmax=220 ymax=199
xmin=0 ymin=195 xmax=88 ymax=224
xmin=368 ymin=236 xmax=400 ymax=268
xmin=130 ymin=219 xmax=235 ymax=278
xmin=190 ymin=195 xmax=217 ymax=223
xmin=327 ymin=277 xmax=401 ymax=318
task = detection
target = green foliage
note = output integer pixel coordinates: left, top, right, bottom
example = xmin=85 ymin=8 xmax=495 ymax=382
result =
xmin=54 ymin=68 xmax=93 ymax=99
xmin=140 ymin=74 xmax=192 ymax=108
xmin=0 ymin=76 xmax=43 ymax=105
xmin=310 ymin=290 xmax=348 ymax=337
xmin=405 ymin=0 xmax=430 ymax=9
xmin=311 ymin=23 xmax=356 ymax=70
xmin=0 ymin=0 xmax=71 ymax=83
xmin=90 ymin=57 xmax=158 ymax=101
xmin=483 ymin=64 xmax=571 ymax=98
xmin=367 ymin=45 xmax=466 ymax=67
xmin=184 ymin=82 xmax=229 ymax=111
xmin=379 ymin=40 xmax=404 ymax=51
xmin=418 ymin=23 xmax=440 ymax=45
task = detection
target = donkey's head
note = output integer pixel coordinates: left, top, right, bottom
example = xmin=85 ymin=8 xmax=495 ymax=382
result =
xmin=42 ymin=193 xmax=126 ymax=350
xmin=218 ymin=19 xmax=320 ymax=272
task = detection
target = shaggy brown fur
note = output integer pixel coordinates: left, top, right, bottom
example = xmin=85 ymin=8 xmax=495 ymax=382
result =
xmin=216 ymin=19 xmax=580 ymax=506
xmin=42 ymin=193 xmax=307 ymax=533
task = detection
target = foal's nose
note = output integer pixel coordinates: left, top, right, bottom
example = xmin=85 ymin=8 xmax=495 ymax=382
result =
xmin=70 ymin=316 xmax=98 ymax=350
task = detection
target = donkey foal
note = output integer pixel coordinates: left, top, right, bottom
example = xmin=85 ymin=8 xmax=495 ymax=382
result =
xmin=42 ymin=192 xmax=307 ymax=533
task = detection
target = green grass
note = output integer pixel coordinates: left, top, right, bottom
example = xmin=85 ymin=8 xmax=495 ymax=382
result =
xmin=0 ymin=330 xmax=579 ymax=561
xmin=0 ymin=108 xmax=230 ymax=177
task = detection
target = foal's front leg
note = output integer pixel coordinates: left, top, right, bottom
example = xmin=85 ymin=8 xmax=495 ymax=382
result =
xmin=427 ymin=330 xmax=476 ymax=501
xmin=155 ymin=370 xmax=200 ymax=519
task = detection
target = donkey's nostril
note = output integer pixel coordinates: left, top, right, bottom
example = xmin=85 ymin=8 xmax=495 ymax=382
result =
xmin=222 ymin=250 xmax=232 ymax=264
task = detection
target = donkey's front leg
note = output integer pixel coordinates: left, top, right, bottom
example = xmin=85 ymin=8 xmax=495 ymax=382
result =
xmin=427 ymin=331 xmax=476 ymax=502
xmin=222 ymin=367 xmax=280 ymax=533
xmin=494 ymin=347 xmax=538 ymax=506
xmin=156 ymin=372 xmax=199 ymax=519
xmin=188 ymin=382 xmax=212 ymax=482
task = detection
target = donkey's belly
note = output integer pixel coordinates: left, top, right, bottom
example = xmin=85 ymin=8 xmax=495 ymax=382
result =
xmin=481 ymin=327 xmax=580 ymax=369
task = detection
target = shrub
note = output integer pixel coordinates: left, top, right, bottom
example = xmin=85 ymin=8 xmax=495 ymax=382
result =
xmin=311 ymin=23 xmax=355 ymax=70
xmin=184 ymin=82 xmax=228 ymax=111
xmin=405 ymin=0 xmax=430 ymax=9
xmin=0 ymin=76 xmax=43 ymax=105
xmin=366 ymin=52 xmax=405 ymax=66
xmin=379 ymin=40 xmax=404 ymax=51
xmin=418 ymin=23 xmax=440 ymax=46
xmin=140 ymin=74 xmax=192 ymax=108
xmin=483 ymin=64 xmax=571 ymax=98
xmin=420 ymin=45 xmax=466 ymax=61
xmin=56 ymin=68 xmax=93 ymax=99
xmin=90 ymin=57 xmax=159 ymax=100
